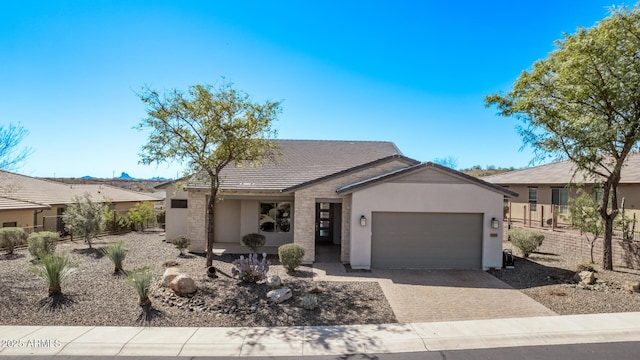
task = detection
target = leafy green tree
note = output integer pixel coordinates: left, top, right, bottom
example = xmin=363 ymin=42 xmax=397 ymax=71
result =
xmin=136 ymin=82 xmax=280 ymax=267
xmin=63 ymin=194 xmax=104 ymax=248
xmin=127 ymin=202 xmax=155 ymax=231
xmin=486 ymin=6 xmax=640 ymax=270
xmin=0 ymin=123 xmax=31 ymax=170
xmin=569 ymin=189 xmax=604 ymax=264
xmin=102 ymin=202 xmax=132 ymax=233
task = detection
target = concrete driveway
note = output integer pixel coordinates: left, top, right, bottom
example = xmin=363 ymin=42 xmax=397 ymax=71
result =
xmin=312 ymin=264 xmax=557 ymax=323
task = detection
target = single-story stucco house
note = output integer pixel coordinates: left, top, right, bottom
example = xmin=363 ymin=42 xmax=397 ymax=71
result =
xmin=0 ymin=170 xmax=161 ymax=232
xmin=482 ymin=153 xmax=640 ymax=222
xmin=159 ymin=140 xmax=517 ymax=270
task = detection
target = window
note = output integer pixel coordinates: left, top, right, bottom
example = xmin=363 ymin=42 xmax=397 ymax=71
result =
xmin=2 ymin=222 xmax=17 ymax=227
xmin=171 ymin=199 xmax=188 ymax=209
xmin=593 ymin=187 xmax=604 ymax=203
xmin=528 ymin=188 xmax=538 ymax=211
xmin=552 ymin=188 xmax=569 ymax=214
xmin=259 ymin=202 xmax=291 ymax=233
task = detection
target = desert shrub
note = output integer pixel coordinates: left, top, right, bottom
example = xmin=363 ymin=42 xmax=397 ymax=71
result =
xmin=63 ymin=194 xmax=104 ymax=248
xmin=232 ymin=253 xmax=269 ymax=283
xmin=576 ymin=263 xmax=596 ymax=272
xmin=0 ymin=227 xmax=27 ymax=254
xmin=127 ymin=202 xmax=156 ymax=231
xmin=242 ymin=233 xmax=266 ymax=252
xmin=126 ymin=266 xmax=154 ymax=307
xmin=302 ymin=294 xmax=319 ymax=311
xmin=156 ymin=210 xmax=166 ymax=226
xmin=278 ymin=244 xmax=305 ymax=272
xmin=27 ymin=231 xmax=59 ymax=260
xmin=508 ymin=228 xmax=544 ymax=258
xmin=103 ymin=241 xmax=127 ymax=274
xmin=31 ymin=253 xmax=76 ymax=296
xmin=103 ymin=207 xmax=132 ymax=233
xmin=172 ymin=236 xmax=191 ymax=256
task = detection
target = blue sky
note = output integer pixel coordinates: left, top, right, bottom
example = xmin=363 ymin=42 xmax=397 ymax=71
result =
xmin=0 ymin=0 xmax=625 ymax=179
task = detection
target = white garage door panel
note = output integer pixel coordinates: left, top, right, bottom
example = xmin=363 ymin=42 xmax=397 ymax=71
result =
xmin=371 ymin=212 xmax=483 ymax=269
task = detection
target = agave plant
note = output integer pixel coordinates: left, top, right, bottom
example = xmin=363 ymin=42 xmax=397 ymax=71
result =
xmin=126 ymin=266 xmax=154 ymax=307
xmin=103 ymin=241 xmax=127 ymax=274
xmin=32 ymin=253 xmax=77 ymax=297
xmin=172 ymin=236 xmax=190 ymax=257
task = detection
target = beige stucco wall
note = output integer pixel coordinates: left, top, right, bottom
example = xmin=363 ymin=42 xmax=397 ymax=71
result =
xmin=0 ymin=209 xmax=35 ymax=228
xmin=214 ymin=199 xmax=241 ymax=243
xmin=187 ymin=190 xmax=294 ymax=253
xmin=618 ymin=184 xmax=640 ymax=209
xmin=350 ymin=182 xmax=505 ymax=270
xmin=293 ymin=159 xmax=411 ymax=263
xmin=163 ymin=183 xmax=189 ymax=241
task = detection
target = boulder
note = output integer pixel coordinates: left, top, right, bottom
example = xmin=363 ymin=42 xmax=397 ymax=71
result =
xmin=267 ymin=287 xmax=292 ymax=303
xmin=161 ymin=267 xmax=181 ymax=287
xmin=267 ymin=275 xmax=283 ymax=289
xmin=170 ymin=274 xmax=197 ymax=295
xmin=573 ymin=271 xmax=596 ymax=285
xmin=624 ymin=281 xmax=640 ymax=293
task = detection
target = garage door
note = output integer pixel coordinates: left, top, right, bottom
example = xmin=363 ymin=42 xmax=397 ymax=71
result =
xmin=371 ymin=212 xmax=483 ymax=269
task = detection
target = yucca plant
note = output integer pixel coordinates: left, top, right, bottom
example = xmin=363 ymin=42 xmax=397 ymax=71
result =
xmin=32 ymin=253 xmax=77 ymax=297
xmin=103 ymin=241 xmax=127 ymax=274
xmin=126 ymin=266 xmax=154 ymax=307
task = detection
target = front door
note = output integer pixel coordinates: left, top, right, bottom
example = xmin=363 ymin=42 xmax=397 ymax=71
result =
xmin=315 ymin=202 xmax=333 ymax=244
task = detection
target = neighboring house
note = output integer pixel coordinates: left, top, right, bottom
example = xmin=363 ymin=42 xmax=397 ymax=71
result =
xmin=0 ymin=170 xmax=161 ymax=232
xmin=482 ymin=153 xmax=640 ymax=219
xmin=163 ymin=140 xmax=516 ymax=270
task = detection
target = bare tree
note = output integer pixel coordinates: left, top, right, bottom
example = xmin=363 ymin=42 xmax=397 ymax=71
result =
xmin=0 ymin=123 xmax=31 ymax=170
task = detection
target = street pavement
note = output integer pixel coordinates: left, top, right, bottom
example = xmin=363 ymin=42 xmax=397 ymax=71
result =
xmin=1 ymin=312 xmax=640 ymax=357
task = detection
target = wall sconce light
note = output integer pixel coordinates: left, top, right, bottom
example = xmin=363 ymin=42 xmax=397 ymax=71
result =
xmin=360 ymin=215 xmax=367 ymax=227
xmin=491 ymin=217 xmax=500 ymax=229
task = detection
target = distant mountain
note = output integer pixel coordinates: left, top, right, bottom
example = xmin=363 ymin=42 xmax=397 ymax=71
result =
xmin=150 ymin=176 xmax=169 ymax=181
xmin=117 ymin=172 xmax=134 ymax=180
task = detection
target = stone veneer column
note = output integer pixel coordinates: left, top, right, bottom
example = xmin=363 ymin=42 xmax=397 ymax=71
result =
xmin=341 ymin=195 xmax=352 ymax=263
xmin=187 ymin=190 xmax=207 ymax=253
xmin=294 ymin=191 xmax=316 ymax=263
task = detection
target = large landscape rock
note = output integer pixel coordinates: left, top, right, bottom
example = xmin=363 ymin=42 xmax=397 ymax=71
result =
xmin=624 ymin=281 xmax=640 ymax=293
xmin=161 ymin=267 xmax=181 ymax=287
xmin=267 ymin=275 xmax=283 ymax=289
xmin=170 ymin=274 xmax=197 ymax=295
xmin=573 ymin=271 xmax=596 ymax=285
xmin=267 ymin=287 xmax=292 ymax=303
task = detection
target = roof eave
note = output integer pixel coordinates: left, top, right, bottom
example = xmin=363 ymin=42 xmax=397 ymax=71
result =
xmin=337 ymin=162 xmax=519 ymax=198
xmin=281 ymin=154 xmax=420 ymax=193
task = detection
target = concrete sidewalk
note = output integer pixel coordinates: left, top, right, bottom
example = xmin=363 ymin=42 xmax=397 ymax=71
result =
xmin=1 ymin=312 xmax=640 ymax=357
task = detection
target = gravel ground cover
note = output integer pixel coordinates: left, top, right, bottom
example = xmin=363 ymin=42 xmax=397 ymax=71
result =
xmin=0 ymin=232 xmax=396 ymax=327
xmin=492 ymin=241 xmax=640 ymax=315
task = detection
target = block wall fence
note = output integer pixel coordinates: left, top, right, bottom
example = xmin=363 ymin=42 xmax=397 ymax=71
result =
xmin=507 ymin=223 xmax=640 ymax=269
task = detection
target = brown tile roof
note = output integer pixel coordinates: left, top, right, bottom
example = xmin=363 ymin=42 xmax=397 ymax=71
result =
xmin=482 ymin=152 xmax=640 ymax=185
xmin=336 ymin=162 xmax=519 ymax=197
xmin=0 ymin=196 xmax=49 ymax=210
xmin=188 ymin=140 xmax=412 ymax=191
xmin=0 ymin=171 xmax=160 ymax=210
